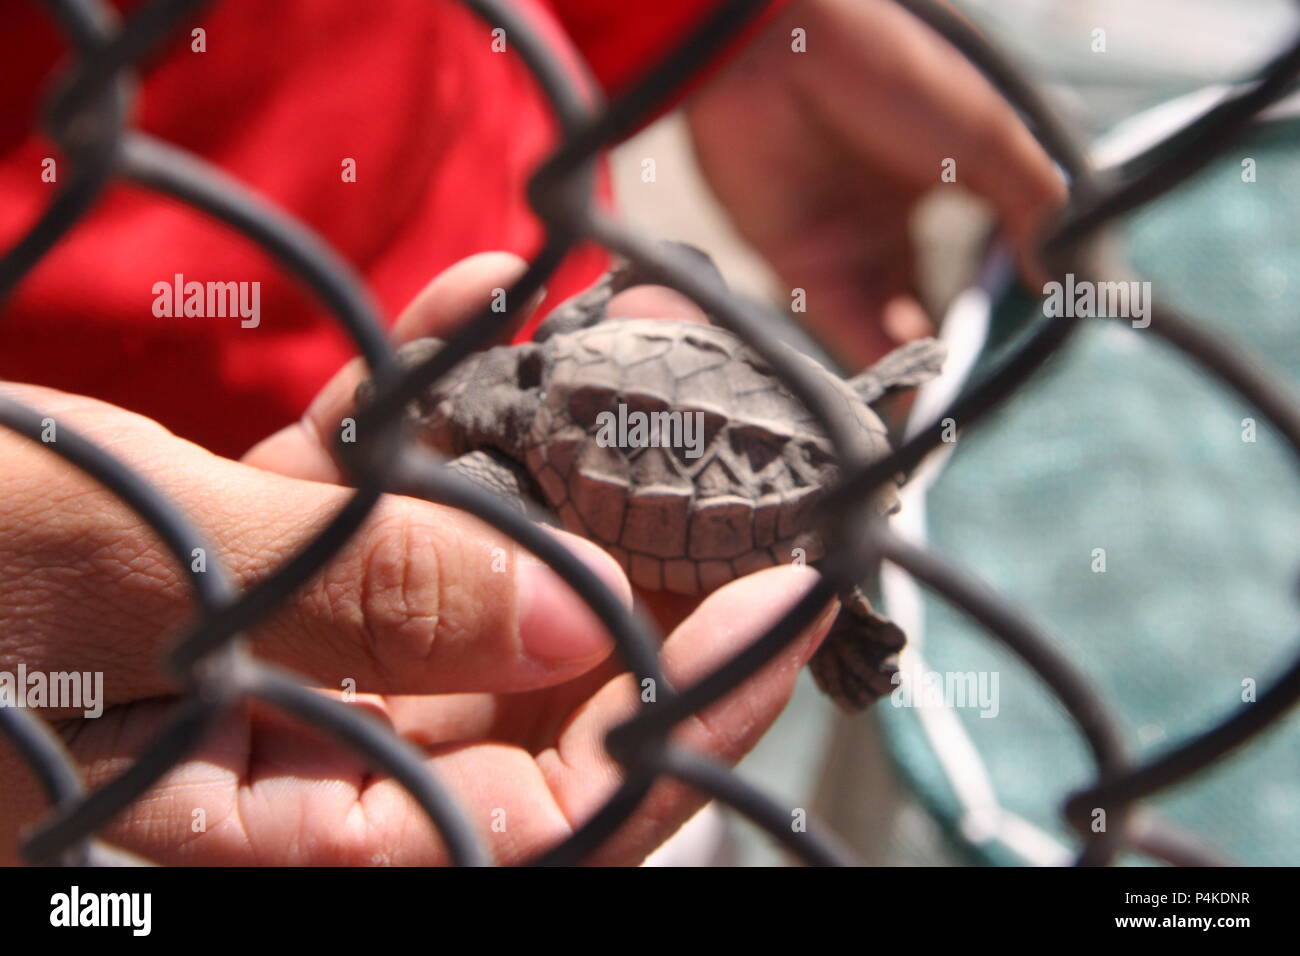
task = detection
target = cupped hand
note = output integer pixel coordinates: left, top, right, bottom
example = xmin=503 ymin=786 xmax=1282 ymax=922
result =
xmin=0 ymin=253 xmax=834 ymax=866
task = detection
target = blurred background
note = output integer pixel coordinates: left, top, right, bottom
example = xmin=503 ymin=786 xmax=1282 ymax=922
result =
xmin=615 ymin=0 xmax=1300 ymax=865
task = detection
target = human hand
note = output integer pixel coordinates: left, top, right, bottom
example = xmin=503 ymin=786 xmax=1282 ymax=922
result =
xmin=686 ymin=0 xmax=1066 ymax=366
xmin=0 ymin=253 xmax=834 ymax=865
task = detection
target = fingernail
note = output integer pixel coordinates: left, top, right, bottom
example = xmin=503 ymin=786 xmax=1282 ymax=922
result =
xmin=805 ymin=592 xmax=841 ymax=661
xmin=515 ymin=531 xmax=631 ymax=660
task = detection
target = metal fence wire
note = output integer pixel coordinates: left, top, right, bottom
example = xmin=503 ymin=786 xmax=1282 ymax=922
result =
xmin=1 ymin=0 xmax=1298 ymax=867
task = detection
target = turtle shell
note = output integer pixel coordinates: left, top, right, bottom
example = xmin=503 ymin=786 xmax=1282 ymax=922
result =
xmin=521 ymin=319 xmax=896 ymax=595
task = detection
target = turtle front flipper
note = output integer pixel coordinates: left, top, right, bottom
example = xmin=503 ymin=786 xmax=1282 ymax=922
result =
xmin=808 ymin=586 xmax=906 ymax=711
xmin=444 ymin=449 xmax=533 ymax=514
xmin=533 ymin=240 xmax=728 ymax=341
xmin=849 ymin=337 xmax=947 ymax=406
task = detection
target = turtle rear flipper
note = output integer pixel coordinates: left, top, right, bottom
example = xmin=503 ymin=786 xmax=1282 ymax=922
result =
xmin=849 ymin=337 xmax=947 ymax=406
xmin=808 ymin=587 xmax=906 ymax=711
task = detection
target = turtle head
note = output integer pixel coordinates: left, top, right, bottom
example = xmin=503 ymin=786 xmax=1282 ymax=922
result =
xmin=355 ymin=337 xmax=543 ymax=458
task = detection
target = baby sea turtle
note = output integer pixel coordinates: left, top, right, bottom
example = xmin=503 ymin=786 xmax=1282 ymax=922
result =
xmin=360 ymin=245 xmax=945 ymax=710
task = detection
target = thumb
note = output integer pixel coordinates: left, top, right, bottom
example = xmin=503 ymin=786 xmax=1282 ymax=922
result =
xmin=241 ymin=476 xmax=632 ymax=696
xmin=0 ymin=386 xmax=631 ymax=705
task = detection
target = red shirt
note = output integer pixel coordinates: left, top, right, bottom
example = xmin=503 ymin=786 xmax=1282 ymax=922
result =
xmin=0 ymin=0 xmax=782 ymax=457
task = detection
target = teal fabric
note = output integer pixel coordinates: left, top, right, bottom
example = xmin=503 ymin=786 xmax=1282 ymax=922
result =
xmin=878 ymin=122 xmax=1300 ymax=865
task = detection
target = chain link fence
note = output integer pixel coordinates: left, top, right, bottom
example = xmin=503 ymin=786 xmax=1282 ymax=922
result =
xmin=1 ymin=0 xmax=1297 ymax=866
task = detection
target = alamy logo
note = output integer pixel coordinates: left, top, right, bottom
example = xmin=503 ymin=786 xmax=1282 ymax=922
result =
xmin=152 ymin=273 xmax=261 ymax=328
xmin=595 ymin=404 xmax=706 ymax=459
xmin=50 ymin=886 xmax=151 ymax=936
xmin=891 ymin=670 xmax=1000 ymax=718
xmin=1042 ymin=273 xmax=1151 ymax=328
xmin=0 ymin=665 xmax=103 ymax=718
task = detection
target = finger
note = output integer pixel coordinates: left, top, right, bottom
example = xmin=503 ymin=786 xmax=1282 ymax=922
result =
xmin=62 ymin=695 xmax=575 ymax=865
xmin=881 ymin=293 xmax=935 ymax=345
xmin=605 ymin=284 xmax=710 ymax=324
xmin=243 ymin=251 xmax=537 ymax=482
xmin=390 ymin=251 xmax=540 ymax=345
xmin=237 ymin=699 xmax=572 ymax=866
xmin=240 ymin=485 xmax=632 ymax=696
xmin=536 ymin=564 xmax=838 ymax=865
